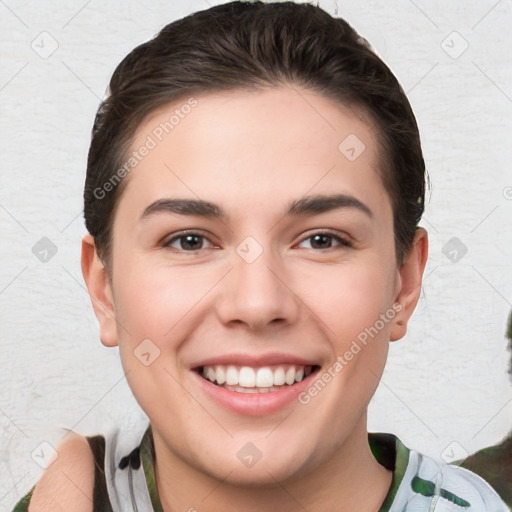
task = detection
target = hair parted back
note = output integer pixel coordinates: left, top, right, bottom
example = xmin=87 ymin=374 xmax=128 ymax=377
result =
xmin=84 ymin=0 xmax=426 ymax=272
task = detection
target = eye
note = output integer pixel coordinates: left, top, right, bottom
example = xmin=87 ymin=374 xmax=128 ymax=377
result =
xmin=162 ymin=231 xmax=216 ymax=252
xmin=297 ymin=230 xmax=353 ymax=250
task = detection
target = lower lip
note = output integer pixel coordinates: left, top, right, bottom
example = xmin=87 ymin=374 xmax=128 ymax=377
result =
xmin=192 ymin=370 xmax=317 ymax=416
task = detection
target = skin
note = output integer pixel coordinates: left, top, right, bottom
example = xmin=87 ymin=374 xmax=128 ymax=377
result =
xmin=81 ymin=85 xmax=428 ymax=511
xmin=28 ymin=434 xmax=94 ymax=511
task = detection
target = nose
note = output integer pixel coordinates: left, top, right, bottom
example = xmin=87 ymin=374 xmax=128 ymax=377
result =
xmin=215 ymin=243 xmax=301 ymax=332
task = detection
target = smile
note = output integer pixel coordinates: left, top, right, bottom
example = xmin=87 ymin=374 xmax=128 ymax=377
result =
xmin=199 ymin=364 xmax=317 ymax=393
xmin=191 ymin=354 xmax=322 ymax=415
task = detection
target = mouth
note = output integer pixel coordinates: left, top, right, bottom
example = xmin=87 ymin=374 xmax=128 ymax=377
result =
xmin=195 ymin=364 xmax=320 ymax=394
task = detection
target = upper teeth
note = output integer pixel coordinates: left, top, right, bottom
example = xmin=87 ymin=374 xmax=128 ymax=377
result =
xmin=201 ymin=365 xmax=312 ymax=388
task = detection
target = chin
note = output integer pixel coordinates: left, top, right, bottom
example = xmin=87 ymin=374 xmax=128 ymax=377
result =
xmin=209 ymin=460 xmax=308 ymax=488
xmin=194 ymin=440 xmax=315 ymax=488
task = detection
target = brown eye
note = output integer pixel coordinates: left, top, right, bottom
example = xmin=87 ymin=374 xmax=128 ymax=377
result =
xmin=163 ymin=232 xmax=214 ymax=252
xmin=298 ymin=231 xmax=352 ymax=250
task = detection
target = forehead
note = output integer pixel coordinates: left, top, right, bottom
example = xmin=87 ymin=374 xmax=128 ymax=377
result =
xmin=121 ymin=85 xmax=389 ymax=219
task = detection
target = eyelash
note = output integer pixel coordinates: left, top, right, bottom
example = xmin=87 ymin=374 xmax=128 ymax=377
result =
xmin=162 ymin=229 xmax=353 ymax=252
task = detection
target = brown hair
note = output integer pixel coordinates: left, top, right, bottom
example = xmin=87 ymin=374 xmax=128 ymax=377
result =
xmin=84 ymin=1 xmax=426 ymax=272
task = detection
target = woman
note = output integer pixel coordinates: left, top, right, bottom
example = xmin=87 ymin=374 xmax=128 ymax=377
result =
xmin=13 ymin=1 xmax=508 ymax=510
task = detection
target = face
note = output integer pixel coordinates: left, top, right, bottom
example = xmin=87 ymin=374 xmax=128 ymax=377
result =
xmin=83 ymin=85 xmax=425 ymax=486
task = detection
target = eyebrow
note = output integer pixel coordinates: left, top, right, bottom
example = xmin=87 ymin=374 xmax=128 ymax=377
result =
xmin=139 ymin=193 xmax=373 ymax=221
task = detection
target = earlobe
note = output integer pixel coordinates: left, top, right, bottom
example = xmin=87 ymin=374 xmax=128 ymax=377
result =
xmin=81 ymin=234 xmax=118 ymax=347
xmin=390 ymin=228 xmax=428 ymax=342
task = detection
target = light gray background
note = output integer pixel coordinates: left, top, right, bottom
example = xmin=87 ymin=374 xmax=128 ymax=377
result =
xmin=1 ymin=0 xmax=511 ymax=509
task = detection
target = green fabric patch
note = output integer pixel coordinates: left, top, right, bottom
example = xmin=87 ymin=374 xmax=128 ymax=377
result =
xmin=140 ymin=424 xmax=164 ymax=512
xmin=11 ymin=487 xmax=33 ymax=512
xmin=411 ymin=475 xmax=471 ymax=508
xmin=369 ymin=432 xmax=410 ymax=511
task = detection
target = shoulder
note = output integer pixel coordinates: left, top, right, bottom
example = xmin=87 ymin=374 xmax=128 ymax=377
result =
xmin=412 ymin=450 xmax=509 ymax=511
xmin=439 ymin=463 xmax=509 ymax=510
xmin=376 ymin=433 xmax=509 ymax=511
xmin=27 ymin=433 xmax=95 ymax=512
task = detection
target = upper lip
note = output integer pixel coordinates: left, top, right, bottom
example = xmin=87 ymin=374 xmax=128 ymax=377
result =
xmin=191 ymin=352 xmax=320 ymax=369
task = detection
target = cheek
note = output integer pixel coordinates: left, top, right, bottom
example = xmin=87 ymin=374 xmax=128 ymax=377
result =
xmin=296 ymin=257 xmax=397 ymax=343
xmin=110 ymin=261 xmax=205 ymax=413
xmin=113 ymin=259 xmax=219 ymax=344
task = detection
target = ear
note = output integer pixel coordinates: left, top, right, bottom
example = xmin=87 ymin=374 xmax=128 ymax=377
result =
xmin=390 ymin=228 xmax=428 ymax=341
xmin=81 ymin=234 xmax=118 ymax=347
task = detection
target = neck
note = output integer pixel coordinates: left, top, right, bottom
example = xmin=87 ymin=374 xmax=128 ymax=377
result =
xmin=152 ymin=416 xmax=393 ymax=512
